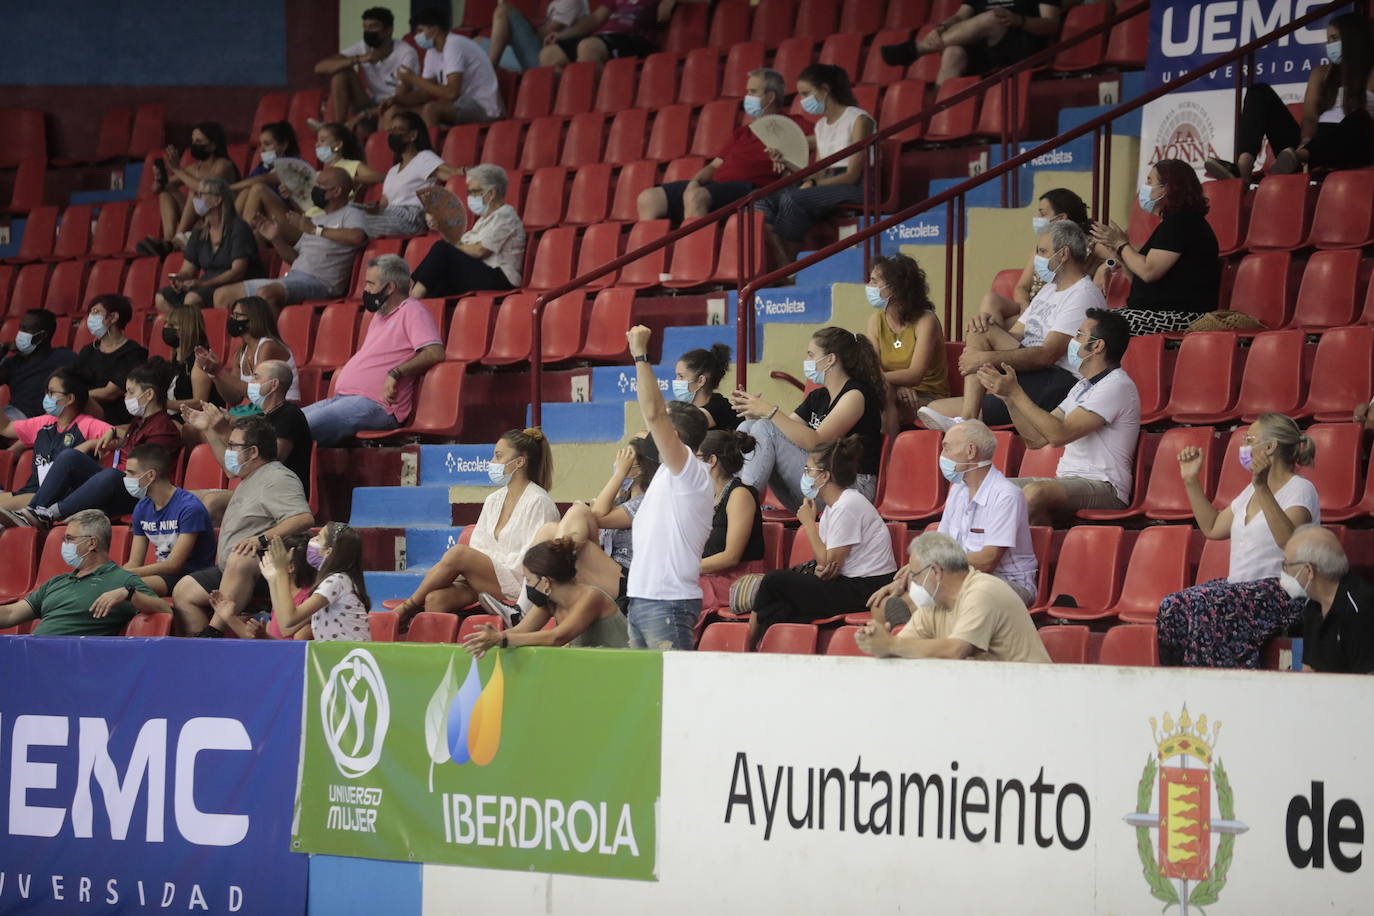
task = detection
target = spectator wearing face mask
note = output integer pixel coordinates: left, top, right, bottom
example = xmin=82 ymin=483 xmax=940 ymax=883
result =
xmin=136 ymin=122 xmax=240 ymax=257
xmin=71 ymin=295 xmax=149 ymax=425
xmin=229 ymin=122 xmax=302 ymax=197
xmin=409 ymin=164 xmax=526 ymax=298
xmin=860 ymin=254 xmax=949 ymax=432
xmin=671 ymin=344 xmax=739 ymax=431
xmin=215 ymin=167 xmax=368 ymax=311
xmin=985 ymin=189 xmax=1107 ymax=326
xmin=246 ymin=524 xmax=372 ymax=642
xmin=155 ymin=178 xmax=265 ymax=313
xmin=1285 ymin=525 xmax=1374 ymax=675
xmin=121 ymin=444 xmax=216 ymax=597
xmin=191 ymin=296 xmax=300 ymax=409
xmin=391 ymin=6 xmax=505 ymax=127
xmin=315 ymin=6 xmax=420 ymax=132
xmin=238 ymin=123 xmax=385 ymax=228
xmin=0 ymin=309 xmax=76 ymax=421
xmin=354 ymin=111 xmax=461 ymax=238
xmin=160 ymin=305 xmax=221 ymax=415
xmin=0 ymin=371 xmax=111 ymax=514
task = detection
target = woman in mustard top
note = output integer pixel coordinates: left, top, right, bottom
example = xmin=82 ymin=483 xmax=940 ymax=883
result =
xmin=862 ymin=254 xmax=949 ymax=432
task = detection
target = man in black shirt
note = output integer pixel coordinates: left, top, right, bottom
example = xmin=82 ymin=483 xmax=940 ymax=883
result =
xmin=0 ymin=310 xmax=76 ymax=421
xmin=880 ymin=1 xmax=1063 ymax=85
xmin=1284 ymin=525 xmax=1374 ymax=674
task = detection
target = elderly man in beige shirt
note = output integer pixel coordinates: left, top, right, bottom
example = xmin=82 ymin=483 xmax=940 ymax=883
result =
xmin=857 ymin=531 xmax=1049 ymax=663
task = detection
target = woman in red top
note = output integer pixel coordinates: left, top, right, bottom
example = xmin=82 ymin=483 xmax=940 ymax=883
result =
xmin=3 ymin=359 xmax=184 ymax=529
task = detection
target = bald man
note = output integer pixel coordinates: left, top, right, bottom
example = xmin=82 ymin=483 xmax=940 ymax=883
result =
xmin=1283 ymin=525 xmax=1374 ymax=674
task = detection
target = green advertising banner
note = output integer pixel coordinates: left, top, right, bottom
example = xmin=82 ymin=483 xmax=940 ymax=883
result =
xmin=293 ymin=644 xmax=662 ymax=881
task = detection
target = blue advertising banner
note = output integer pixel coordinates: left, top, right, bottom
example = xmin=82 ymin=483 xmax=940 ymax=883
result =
xmin=0 ymin=638 xmax=307 ymax=914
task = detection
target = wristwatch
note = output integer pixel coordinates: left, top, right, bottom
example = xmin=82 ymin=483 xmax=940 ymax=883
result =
xmin=387 ymin=367 xmax=402 ymax=380
xmin=633 ymin=354 xmax=651 ymax=363
xmin=258 ymin=534 xmax=269 ymax=552
xmin=124 ymin=584 xmax=136 ymax=602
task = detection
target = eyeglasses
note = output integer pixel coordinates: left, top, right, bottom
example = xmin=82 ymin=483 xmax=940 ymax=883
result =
xmin=227 ymin=441 xmax=247 ymax=450
xmin=802 ymin=465 xmax=825 ymax=474
xmin=1073 ymin=332 xmax=1100 ymax=344
xmin=61 ymin=533 xmax=92 ymax=544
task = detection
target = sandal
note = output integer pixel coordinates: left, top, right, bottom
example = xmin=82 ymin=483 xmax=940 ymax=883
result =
xmin=1269 ymin=148 xmax=1301 ymax=175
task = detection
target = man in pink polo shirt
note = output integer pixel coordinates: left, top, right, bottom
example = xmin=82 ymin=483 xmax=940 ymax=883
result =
xmin=303 ymin=254 xmax=444 ymax=444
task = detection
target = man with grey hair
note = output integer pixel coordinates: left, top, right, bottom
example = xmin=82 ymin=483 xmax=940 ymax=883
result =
xmin=303 ymin=254 xmax=444 ymax=444
xmin=411 ymin=163 xmax=526 ymax=297
xmin=0 ymin=509 xmax=170 ymax=635
xmin=920 ymin=219 xmax=1106 ymax=430
xmin=637 ymin=68 xmax=809 ymax=225
xmin=219 ymin=166 xmax=368 ymax=309
xmin=857 ymin=531 xmax=1049 ymax=663
xmin=1285 ymin=525 xmax=1374 ymax=673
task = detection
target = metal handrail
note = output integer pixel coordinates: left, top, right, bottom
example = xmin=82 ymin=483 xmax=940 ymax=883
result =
xmin=733 ymin=0 xmax=1354 ymax=391
xmin=526 ymin=0 xmax=1151 ymax=424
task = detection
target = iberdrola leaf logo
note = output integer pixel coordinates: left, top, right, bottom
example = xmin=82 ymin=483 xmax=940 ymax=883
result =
xmin=425 ymin=653 xmax=505 ymax=789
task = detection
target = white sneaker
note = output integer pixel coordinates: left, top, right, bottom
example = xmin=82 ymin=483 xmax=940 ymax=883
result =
xmin=478 ymin=592 xmax=522 ymax=627
xmin=917 ymin=407 xmax=962 ymax=432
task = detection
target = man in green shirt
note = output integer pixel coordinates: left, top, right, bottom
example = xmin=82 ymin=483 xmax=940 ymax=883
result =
xmin=0 ymin=509 xmax=170 ymax=636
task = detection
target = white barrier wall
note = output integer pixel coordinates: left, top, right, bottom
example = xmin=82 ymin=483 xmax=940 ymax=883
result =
xmin=423 ymin=654 xmax=1373 ymax=914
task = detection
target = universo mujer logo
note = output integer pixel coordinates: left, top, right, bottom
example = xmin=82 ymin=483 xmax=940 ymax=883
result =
xmin=320 ymin=649 xmax=391 ymax=780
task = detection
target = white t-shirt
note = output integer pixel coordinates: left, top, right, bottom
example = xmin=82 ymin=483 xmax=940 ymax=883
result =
xmin=819 ymin=489 xmax=897 ymax=579
xmin=1018 ymin=275 xmax=1105 ymax=373
xmin=341 ymin=39 xmax=421 ymax=103
xmin=310 ymin=573 xmax=372 ymax=641
xmin=1226 ymin=476 xmax=1321 ymax=583
xmin=382 ymin=149 xmax=445 ymax=209
xmin=471 ymin=482 xmax=561 ymax=601
xmin=293 ymin=205 xmax=369 ymax=296
xmin=422 ymin=34 xmax=504 ymax=120
xmin=938 ymin=466 xmax=1038 ymax=597
xmin=461 ymin=204 xmax=526 ymax=286
xmin=627 ymin=451 xmax=715 ymax=601
xmin=1053 ymin=367 xmax=1141 ymax=504
xmin=547 ymin=0 xmax=590 ymax=26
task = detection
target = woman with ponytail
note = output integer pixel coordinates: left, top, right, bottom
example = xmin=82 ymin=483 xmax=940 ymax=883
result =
xmin=1157 ymin=413 xmax=1320 ymax=668
xmin=394 ymin=427 xmax=558 ymax=628
xmin=673 ymin=343 xmax=739 ymax=430
xmin=462 ymin=537 xmax=629 ymax=656
xmin=730 ymin=326 xmax=885 ymax=511
xmin=746 ymin=436 xmax=896 ymax=651
xmin=697 ymin=429 xmax=766 ymax=607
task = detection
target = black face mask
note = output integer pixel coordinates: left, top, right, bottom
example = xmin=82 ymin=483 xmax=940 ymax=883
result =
xmin=362 ymin=30 xmax=384 ymax=48
xmin=361 ymin=285 xmax=392 ymax=313
xmin=189 ymin=143 xmax=212 ymax=161
xmin=226 ymin=318 xmax=249 ymax=338
xmin=386 ymin=133 xmax=410 ymax=154
xmin=161 ymin=327 xmax=180 ymax=350
xmin=310 ymin=186 xmax=331 ymax=209
xmin=524 ymin=582 xmax=550 ymax=608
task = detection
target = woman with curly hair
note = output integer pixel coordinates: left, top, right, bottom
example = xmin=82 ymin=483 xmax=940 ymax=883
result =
xmin=861 ymin=254 xmax=949 ymax=431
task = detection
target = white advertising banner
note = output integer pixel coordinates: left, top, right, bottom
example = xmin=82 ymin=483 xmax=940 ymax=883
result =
xmin=422 ymin=654 xmax=1374 ymax=914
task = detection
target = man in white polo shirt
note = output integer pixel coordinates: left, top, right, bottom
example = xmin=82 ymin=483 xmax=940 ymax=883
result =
xmin=980 ymin=308 xmax=1140 ymax=525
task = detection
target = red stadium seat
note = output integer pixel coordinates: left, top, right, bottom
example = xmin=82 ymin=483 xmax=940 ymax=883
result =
xmin=825 ymin=625 xmax=866 ymax=656
xmin=358 ymin=360 xmax=467 ymax=440
xmin=605 ymin=109 xmax=649 ymax=165
xmin=537 ymin=291 xmax=586 ymax=363
xmin=758 ymin=622 xmax=817 ymax=655
xmin=439 ymin=123 xmax=483 ymax=169
xmin=369 ymin=612 xmax=399 ymax=642
xmin=9 ymin=263 xmax=51 ymax=317
xmin=772 ymin=38 xmax=815 ymax=89
xmin=818 ymin=33 xmax=865 ymax=79
xmin=1289 ymin=249 xmax=1364 ymax=329
xmin=1033 ymin=525 xmax=1126 ymax=616
xmin=62 ymin=105 xmax=129 ymax=165
xmin=36 ymin=527 xmax=73 ymax=585
xmin=879 ymin=80 xmax=929 ymax=144
xmin=0 ymin=266 xmax=13 ymax=318
xmin=521 ymin=166 xmax=567 ymax=231
xmin=1016 ymin=444 xmax=1064 ymax=480
xmin=1103 ymin=12 xmax=1148 ymax=68
xmin=646 ymin=105 xmax=691 ymax=162
xmin=863 ymin=30 xmax=918 ymax=86
xmin=482 ymin=293 xmax=536 ymax=366
xmin=5 ymin=156 xmax=45 ymax=213
xmin=44 ymin=261 xmax=89 ymax=316
xmin=552 ymin=61 xmax=597 ymax=117
xmin=304 ymin=303 xmax=360 ymax=371
xmin=0 ymin=109 xmax=44 ymax=168
xmin=663 ymin=156 xmax=707 ymax=183
xmin=971 ymin=72 xmax=1031 ymax=141
xmin=127 ymin=103 xmax=165 ymax=159
xmin=839 ymin=0 xmax=885 ymax=33
xmin=595 ymin=58 xmax=639 ymax=113
xmin=708 ymin=0 xmax=752 ymax=47
xmin=750 ymin=0 xmax=795 ymax=44
xmin=1076 ymin=433 xmax=1156 ymax=522
xmin=712 ymin=212 xmax=767 ymax=285
xmin=479 ymin=120 xmax=523 ymax=172
xmin=526 ymin=226 xmax=577 ymax=291
xmin=925 ymin=78 xmax=983 ymax=143
xmin=1233 ymin=329 xmax=1310 ymax=421
xmin=690 ymin=99 xmax=740 ymax=159
xmin=1211 ymin=427 xmax=1252 ymax=510
xmin=619 ymin=220 xmax=671 ymax=289
xmin=88 ymin=202 xmax=131 ymax=259
xmin=663 ymin=223 xmax=720 ymax=289
xmin=564 ymin=163 xmax=612 ymax=225
xmin=559 ymin=111 xmax=606 ymax=168
xmin=698 ymin=621 xmax=748 ymax=651
xmin=1053 ymin=4 xmax=1110 ymax=71
xmin=1099 ymin=625 xmax=1159 ymax=665
xmin=1132 ymin=427 xmax=1218 ymax=522
xmin=1202 ymin=178 xmax=1249 ymax=256
xmin=990 ymin=268 xmax=1021 ymax=302
xmin=721 ymin=42 xmax=765 ymax=98
xmin=887 ymin=0 xmax=931 ymax=29
xmin=445 ymin=295 xmax=498 ymax=362
xmin=182 ymin=444 xmax=227 ymax=491
xmin=875 ymin=430 xmax=945 ymax=521
xmin=122 ymin=198 xmax=161 ymax=256
xmin=1306 ymin=169 xmax=1374 ymax=249
xmin=248 ymin=93 xmax=289 ymax=147
xmin=1122 ymin=333 xmax=1170 ymax=423
xmin=119 ymin=256 xmax=159 ymax=308
xmin=12 ymin=205 xmax=58 ymax=262
xmin=123 ymin=613 xmax=172 ymax=637
xmin=49 ymin=204 xmax=94 ymax=261
xmin=276 ymin=304 xmax=316 ymax=365
xmin=83 ymin=259 xmax=126 ymax=305
xmin=1076 ymin=526 xmax=1192 ymax=624
xmin=1039 ymin=625 xmax=1090 ymax=663
xmin=573 ymin=222 xmax=623 ymax=289
xmin=364 ymin=130 xmax=392 ymax=174
xmin=512 ymin=66 xmax=555 ymax=121
xmin=578 ymin=287 xmax=635 ymax=361
xmin=0 ymin=528 xmax=38 ymax=602
xmin=402 ymin=235 xmax=439 ymax=274
xmin=679 ymin=48 xmax=722 ymax=107
xmin=457 ymin=614 xmax=505 ymax=642
xmin=517 ymin=117 xmax=563 ymax=172
xmin=1305 ymin=423 xmax=1365 ymax=521
xmin=664 ymin=0 xmax=710 ymax=53
xmin=795 ymin=0 xmax=837 ymax=37
xmin=1227 ymin=251 xmax=1294 ymax=328
xmin=987 ymin=429 xmax=1023 ymax=475
xmin=1299 ymin=325 xmax=1374 ymax=421
xmin=1166 ymin=332 xmax=1244 ymax=424
xmin=1243 ymin=175 xmax=1312 ymax=250
xmin=405 ymin=611 xmax=459 ymax=643
xmin=636 ymin=53 xmax=681 ymax=110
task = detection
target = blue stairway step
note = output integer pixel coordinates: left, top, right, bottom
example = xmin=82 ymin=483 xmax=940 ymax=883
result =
xmin=404 ymin=526 xmax=466 ymax=570
xmin=992 ymin=132 xmax=1096 ymax=176
xmin=364 ymin=571 xmax=423 ymax=604
xmin=878 ymin=209 xmax=958 ymax=254
xmin=929 ymin=174 xmax=1036 ymax=210
xmin=661 ymin=323 xmax=745 ymax=361
xmin=1058 ymin=102 xmax=1141 ymax=138
xmin=526 ymin=401 xmax=628 ymax=442
xmin=350 ymin=485 xmax=452 ymax=527
xmin=417 ymin=444 xmax=497 ymax=486
xmin=796 ymin=245 xmax=864 ymax=286
xmin=726 ymin=285 xmax=832 ymax=325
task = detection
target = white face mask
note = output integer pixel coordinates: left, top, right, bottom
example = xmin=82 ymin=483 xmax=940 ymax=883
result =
xmin=907 ymin=567 xmax=938 ymax=608
xmin=124 ymin=390 xmax=148 ymax=418
xmin=1279 ymin=568 xmax=1310 ymax=600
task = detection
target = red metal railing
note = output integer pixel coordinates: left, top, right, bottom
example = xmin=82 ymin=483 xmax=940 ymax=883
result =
xmin=733 ymin=0 xmax=1354 ymax=391
xmin=527 ymin=0 xmax=1150 ymax=424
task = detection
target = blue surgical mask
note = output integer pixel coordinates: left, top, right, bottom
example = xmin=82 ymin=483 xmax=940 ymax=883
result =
xmin=800 ymin=472 xmax=821 ymax=500
xmin=801 ymin=94 xmax=825 ymax=115
xmin=123 ymin=472 xmax=150 ymax=500
xmin=1031 ymin=216 xmax=1051 ymax=235
xmin=192 ymin=196 xmax=210 ymax=217
xmin=1034 ymin=254 xmax=1055 ymax=285
xmin=15 ymin=331 xmax=37 ymax=355
xmin=86 ymin=313 xmax=107 ymax=339
xmin=260 ymin=150 xmax=277 ymax=167
xmin=742 ymin=95 xmax=764 ymax=118
xmin=938 ymin=455 xmax=990 ymax=484
xmin=247 ymin=382 xmax=267 ymax=408
xmin=1238 ymin=445 xmax=1253 ymax=471
xmin=224 ymin=448 xmax=242 ymax=478
xmin=488 ymin=461 xmax=512 ymax=486
xmin=468 ymin=194 xmax=487 ymax=217
xmin=415 ymin=31 xmax=435 ymax=50
xmin=61 ymin=539 xmax=86 ymax=569
xmin=42 ymin=394 xmax=63 ymax=416
xmin=671 ymin=379 xmax=694 ymax=402
xmin=1066 ymin=338 xmax=1087 ymax=373
xmin=865 ymin=285 xmax=888 ymax=308
xmin=803 ymin=358 xmax=826 ymax=385
xmin=1327 ymin=41 xmax=1343 ymax=65
xmin=1138 ymin=183 xmax=1158 ymax=214
xmin=315 ymin=145 xmax=337 ymax=163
